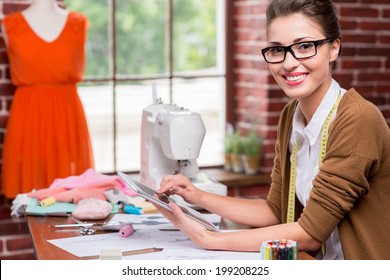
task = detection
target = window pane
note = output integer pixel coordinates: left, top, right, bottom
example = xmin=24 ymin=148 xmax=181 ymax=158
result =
xmin=78 ymin=83 xmax=114 ymax=172
xmin=115 ymin=0 xmax=167 ymax=75
xmin=64 ymin=0 xmax=225 ymax=173
xmin=64 ymin=0 xmax=110 ymax=77
xmin=172 ymin=77 xmax=225 ymax=166
xmin=115 ymin=81 xmax=170 ymax=171
xmin=173 ymin=0 xmax=219 ymax=73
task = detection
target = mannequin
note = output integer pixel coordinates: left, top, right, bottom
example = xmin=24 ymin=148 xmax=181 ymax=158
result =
xmin=1 ymin=0 xmax=94 ymax=198
xmin=2 ymin=0 xmax=68 ymax=44
xmin=22 ymin=0 xmax=69 ymax=42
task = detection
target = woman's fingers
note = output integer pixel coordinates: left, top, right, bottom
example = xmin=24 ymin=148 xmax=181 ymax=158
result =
xmin=157 ymin=174 xmax=192 ymax=194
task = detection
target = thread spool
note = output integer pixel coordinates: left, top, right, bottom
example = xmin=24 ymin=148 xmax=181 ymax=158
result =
xmin=37 ymin=197 xmax=56 ymax=207
xmin=119 ymin=224 xmax=135 ymax=238
xmin=123 ymin=205 xmax=143 ymax=215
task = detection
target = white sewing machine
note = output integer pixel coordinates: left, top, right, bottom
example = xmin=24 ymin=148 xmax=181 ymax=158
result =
xmin=140 ymin=96 xmax=227 ymax=208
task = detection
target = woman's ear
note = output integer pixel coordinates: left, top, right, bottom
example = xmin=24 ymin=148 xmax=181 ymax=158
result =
xmin=330 ymin=38 xmax=341 ymax=62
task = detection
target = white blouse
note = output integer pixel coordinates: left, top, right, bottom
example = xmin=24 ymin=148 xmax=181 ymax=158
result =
xmin=289 ymin=79 xmax=346 ymax=260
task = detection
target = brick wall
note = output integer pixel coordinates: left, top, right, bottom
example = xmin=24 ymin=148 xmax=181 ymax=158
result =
xmin=0 ymin=0 xmax=35 ymax=260
xmin=0 ymin=0 xmax=389 ymax=259
xmin=232 ymin=0 xmax=390 ymax=173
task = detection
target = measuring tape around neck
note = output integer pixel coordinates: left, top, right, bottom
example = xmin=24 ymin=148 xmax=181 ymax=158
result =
xmin=287 ymin=92 xmax=342 ymax=224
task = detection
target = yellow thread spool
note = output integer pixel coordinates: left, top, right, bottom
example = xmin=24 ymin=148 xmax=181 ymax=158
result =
xmin=39 ymin=197 xmax=56 ymax=207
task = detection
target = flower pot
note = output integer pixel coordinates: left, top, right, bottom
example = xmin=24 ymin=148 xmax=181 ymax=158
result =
xmin=241 ymin=155 xmax=259 ymax=175
xmin=224 ymin=153 xmax=233 ymax=171
xmin=230 ymin=153 xmax=244 ymax=173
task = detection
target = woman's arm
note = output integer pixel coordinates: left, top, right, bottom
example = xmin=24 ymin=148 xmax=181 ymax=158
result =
xmin=197 ymin=192 xmax=279 ymax=228
xmin=154 ymin=201 xmax=321 ymax=252
xmin=158 ymin=174 xmax=279 ymax=228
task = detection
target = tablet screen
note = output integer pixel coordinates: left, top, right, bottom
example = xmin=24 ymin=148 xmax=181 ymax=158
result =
xmin=117 ymin=171 xmax=219 ymax=232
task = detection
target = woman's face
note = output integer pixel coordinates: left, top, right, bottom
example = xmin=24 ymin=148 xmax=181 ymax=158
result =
xmin=266 ymin=13 xmax=340 ymax=101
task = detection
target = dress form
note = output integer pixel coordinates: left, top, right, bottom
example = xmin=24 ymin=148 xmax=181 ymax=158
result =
xmin=2 ymin=0 xmax=69 ymax=44
xmin=23 ymin=0 xmax=69 ymax=42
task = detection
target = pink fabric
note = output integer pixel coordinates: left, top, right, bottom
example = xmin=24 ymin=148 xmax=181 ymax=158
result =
xmin=28 ymin=168 xmax=136 ymax=203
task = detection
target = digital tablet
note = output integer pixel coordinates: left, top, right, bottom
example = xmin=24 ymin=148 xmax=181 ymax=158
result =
xmin=117 ymin=171 xmax=220 ymax=232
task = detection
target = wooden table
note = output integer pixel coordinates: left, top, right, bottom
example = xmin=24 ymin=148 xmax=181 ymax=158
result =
xmin=26 ymin=215 xmax=314 ymax=260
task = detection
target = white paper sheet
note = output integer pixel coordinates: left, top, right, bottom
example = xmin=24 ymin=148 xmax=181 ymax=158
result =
xmin=48 ymin=231 xmax=154 ymax=257
xmin=123 ymin=248 xmax=260 ymax=260
xmin=47 ymin=213 xmax=255 ymax=259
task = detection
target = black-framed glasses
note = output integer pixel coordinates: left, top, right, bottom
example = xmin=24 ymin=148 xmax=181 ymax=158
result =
xmin=261 ymin=38 xmax=333 ymax=64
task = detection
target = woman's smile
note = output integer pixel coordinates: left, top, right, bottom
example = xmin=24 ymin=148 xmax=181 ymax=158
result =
xmin=283 ymin=72 xmax=308 ymax=86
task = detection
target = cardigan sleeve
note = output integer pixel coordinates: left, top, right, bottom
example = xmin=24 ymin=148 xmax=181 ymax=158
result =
xmin=266 ymin=135 xmax=283 ymax=223
xmin=266 ymin=99 xmax=297 ymax=223
xmin=298 ymin=89 xmax=387 ymax=242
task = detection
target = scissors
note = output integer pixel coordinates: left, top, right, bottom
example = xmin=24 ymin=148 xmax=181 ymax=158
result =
xmin=68 ymin=216 xmax=95 ymax=235
xmin=50 ymin=215 xmax=130 ymax=236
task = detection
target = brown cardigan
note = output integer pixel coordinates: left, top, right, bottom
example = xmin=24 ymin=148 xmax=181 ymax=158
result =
xmin=266 ymin=88 xmax=390 ymax=259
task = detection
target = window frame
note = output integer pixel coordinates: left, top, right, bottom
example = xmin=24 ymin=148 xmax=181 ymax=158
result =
xmin=80 ymin=0 xmax=230 ymax=172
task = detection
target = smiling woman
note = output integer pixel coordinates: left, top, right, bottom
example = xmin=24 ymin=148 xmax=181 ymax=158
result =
xmin=151 ymin=0 xmax=390 ymax=260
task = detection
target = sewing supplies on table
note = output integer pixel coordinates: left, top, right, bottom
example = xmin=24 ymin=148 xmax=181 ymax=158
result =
xmin=119 ymin=224 xmax=135 ymax=238
xmin=36 ymin=196 xmax=56 ymax=207
xmin=50 ymin=215 xmax=132 ymax=236
xmin=260 ymin=239 xmax=298 ymax=260
xmin=123 ymin=204 xmax=143 ymax=215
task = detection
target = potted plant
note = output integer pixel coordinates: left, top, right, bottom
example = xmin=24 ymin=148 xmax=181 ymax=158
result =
xmin=228 ymin=131 xmax=244 ymax=173
xmin=224 ymin=132 xmax=234 ymax=171
xmin=240 ymin=129 xmax=263 ymax=175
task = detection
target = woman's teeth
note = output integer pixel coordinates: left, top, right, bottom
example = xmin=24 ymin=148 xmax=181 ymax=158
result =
xmin=285 ymin=74 xmax=306 ymax=81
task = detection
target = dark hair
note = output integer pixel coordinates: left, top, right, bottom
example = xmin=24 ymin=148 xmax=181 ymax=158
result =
xmin=266 ymin=0 xmax=341 ymax=41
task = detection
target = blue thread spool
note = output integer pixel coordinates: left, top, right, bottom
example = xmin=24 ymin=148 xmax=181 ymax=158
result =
xmin=279 ymin=245 xmax=288 ymax=260
xmin=123 ymin=205 xmax=143 ymax=215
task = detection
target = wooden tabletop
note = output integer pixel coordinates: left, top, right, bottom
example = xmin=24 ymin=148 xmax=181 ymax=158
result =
xmin=27 ymin=215 xmax=314 ymax=260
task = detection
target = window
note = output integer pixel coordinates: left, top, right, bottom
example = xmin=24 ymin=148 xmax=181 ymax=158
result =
xmin=64 ymin=0 xmax=226 ymax=173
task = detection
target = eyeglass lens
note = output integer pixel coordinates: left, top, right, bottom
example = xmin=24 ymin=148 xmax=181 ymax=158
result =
xmin=265 ymin=41 xmax=317 ymax=63
xmin=262 ymin=39 xmax=333 ymax=64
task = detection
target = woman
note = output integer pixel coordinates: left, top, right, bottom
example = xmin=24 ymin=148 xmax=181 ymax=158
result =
xmin=154 ymin=0 xmax=390 ymax=259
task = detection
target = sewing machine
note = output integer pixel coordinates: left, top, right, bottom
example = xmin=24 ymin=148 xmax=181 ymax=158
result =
xmin=140 ymin=97 xmax=227 ymax=207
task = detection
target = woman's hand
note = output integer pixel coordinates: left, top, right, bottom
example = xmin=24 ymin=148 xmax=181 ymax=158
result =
xmin=156 ymin=174 xmax=204 ymax=205
xmin=151 ymin=198 xmax=215 ymax=249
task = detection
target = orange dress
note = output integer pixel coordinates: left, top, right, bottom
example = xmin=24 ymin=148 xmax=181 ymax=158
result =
xmin=1 ymin=11 xmax=94 ymax=199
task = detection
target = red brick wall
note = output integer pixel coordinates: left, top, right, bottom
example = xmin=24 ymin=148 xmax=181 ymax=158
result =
xmin=0 ymin=0 xmax=389 ymax=259
xmin=232 ymin=0 xmax=390 ymax=173
xmin=0 ymin=0 xmax=35 ymax=260
xmin=0 ymin=0 xmax=68 ymax=260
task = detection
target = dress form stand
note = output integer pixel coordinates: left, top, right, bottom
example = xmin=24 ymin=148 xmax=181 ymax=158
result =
xmin=22 ymin=0 xmax=69 ymax=43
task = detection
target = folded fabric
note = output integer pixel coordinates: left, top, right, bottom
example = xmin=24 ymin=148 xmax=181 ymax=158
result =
xmin=49 ymin=168 xmax=120 ymax=189
xmin=27 ymin=168 xmax=137 ymax=203
xmin=72 ymin=198 xmax=113 ymax=220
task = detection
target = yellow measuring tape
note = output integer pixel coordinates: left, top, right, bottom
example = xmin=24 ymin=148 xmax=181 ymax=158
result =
xmin=287 ymin=92 xmax=342 ymax=254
